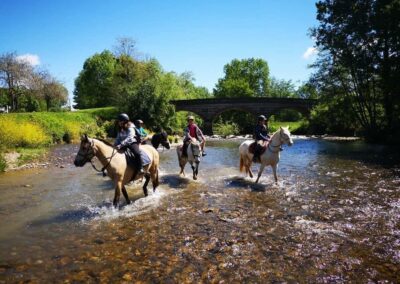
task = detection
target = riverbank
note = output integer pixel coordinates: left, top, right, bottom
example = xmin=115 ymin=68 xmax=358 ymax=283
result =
xmin=0 ymin=108 xmax=118 ymax=171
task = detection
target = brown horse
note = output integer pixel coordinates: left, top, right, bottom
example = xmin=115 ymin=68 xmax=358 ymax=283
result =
xmin=74 ymin=135 xmax=160 ymax=207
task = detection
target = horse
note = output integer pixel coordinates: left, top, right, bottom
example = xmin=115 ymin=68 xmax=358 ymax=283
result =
xmin=74 ymin=135 xmax=160 ymax=207
xmin=142 ymin=130 xmax=170 ymax=150
xmin=176 ymin=138 xmax=202 ymax=180
xmin=239 ymin=127 xmax=293 ymax=183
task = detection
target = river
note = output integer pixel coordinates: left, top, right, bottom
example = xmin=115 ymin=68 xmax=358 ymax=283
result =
xmin=0 ymin=138 xmax=399 ymax=283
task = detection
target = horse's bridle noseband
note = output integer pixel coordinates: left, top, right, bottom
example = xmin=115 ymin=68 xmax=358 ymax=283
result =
xmin=267 ymin=129 xmax=291 ymax=153
xmin=77 ymin=140 xmax=117 ymax=176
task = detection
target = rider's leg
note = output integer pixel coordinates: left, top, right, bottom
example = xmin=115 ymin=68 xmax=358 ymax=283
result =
xmin=182 ymin=140 xmax=189 ymax=157
xmin=201 ymin=140 xmax=206 ymax=156
xmin=129 ymin=143 xmax=144 ymax=174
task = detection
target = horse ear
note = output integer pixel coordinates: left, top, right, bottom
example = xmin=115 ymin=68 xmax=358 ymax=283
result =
xmin=287 ymin=125 xmax=290 ymax=130
xmin=280 ymin=126 xmax=283 ymax=130
xmin=81 ymin=134 xmax=88 ymax=142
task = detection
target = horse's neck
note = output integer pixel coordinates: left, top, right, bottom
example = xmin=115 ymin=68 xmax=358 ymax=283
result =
xmin=93 ymin=140 xmax=114 ymax=166
xmin=270 ymin=131 xmax=281 ymax=146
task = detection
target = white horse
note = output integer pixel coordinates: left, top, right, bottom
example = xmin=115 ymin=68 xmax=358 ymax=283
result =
xmin=177 ymin=139 xmax=202 ymax=180
xmin=239 ymin=127 xmax=293 ymax=183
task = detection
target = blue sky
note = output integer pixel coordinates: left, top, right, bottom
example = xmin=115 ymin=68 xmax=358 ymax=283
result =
xmin=0 ymin=0 xmax=318 ymax=102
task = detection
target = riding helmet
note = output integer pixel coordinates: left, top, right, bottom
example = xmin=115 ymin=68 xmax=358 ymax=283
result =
xmin=187 ymin=115 xmax=195 ymax=121
xmin=135 ymin=119 xmax=143 ymax=125
xmin=258 ymin=115 xmax=267 ymax=121
xmin=117 ymin=113 xmax=130 ymax=122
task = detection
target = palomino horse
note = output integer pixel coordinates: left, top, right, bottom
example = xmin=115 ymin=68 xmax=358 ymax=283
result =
xmin=177 ymin=139 xmax=202 ymax=180
xmin=74 ymin=135 xmax=160 ymax=207
xmin=239 ymin=127 xmax=293 ymax=183
xmin=142 ymin=130 xmax=170 ymax=150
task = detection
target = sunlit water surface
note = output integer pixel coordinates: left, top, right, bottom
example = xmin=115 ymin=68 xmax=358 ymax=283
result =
xmin=0 ymin=139 xmax=399 ymax=283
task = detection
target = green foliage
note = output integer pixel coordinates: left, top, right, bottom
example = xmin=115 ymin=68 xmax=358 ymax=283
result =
xmin=213 ymin=121 xmax=240 ymax=137
xmin=74 ymin=50 xmax=117 ymax=109
xmin=214 ymin=58 xmax=270 ymax=98
xmin=0 ymin=111 xmax=105 ymax=149
xmin=0 ymin=153 xmax=6 ymax=172
xmin=269 ymin=77 xmax=297 ymax=98
xmin=15 ymin=147 xmax=47 ymax=166
xmin=311 ymin=0 xmax=400 ymax=143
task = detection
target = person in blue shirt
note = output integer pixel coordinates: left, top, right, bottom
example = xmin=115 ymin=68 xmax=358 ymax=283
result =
xmin=114 ymin=113 xmax=144 ymax=174
xmin=135 ymin=119 xmax=149 ymax=143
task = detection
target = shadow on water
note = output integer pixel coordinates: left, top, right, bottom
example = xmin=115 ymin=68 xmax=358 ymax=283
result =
xmin=224 ymin=176 xmax=268 ymax=192
xmin=160 ymin=174 xmax=190 ymax=189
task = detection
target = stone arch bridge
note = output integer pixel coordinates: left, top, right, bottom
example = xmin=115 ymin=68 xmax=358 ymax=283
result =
xmin=170 ymin=97 xmax=317 ymax=135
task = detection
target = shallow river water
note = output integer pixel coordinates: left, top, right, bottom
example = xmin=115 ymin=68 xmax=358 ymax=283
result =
xmin=0 ymin=138 xmax=399 ymax=283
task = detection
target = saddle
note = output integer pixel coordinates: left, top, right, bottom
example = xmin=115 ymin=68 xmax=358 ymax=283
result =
xmin=249 ymin=140 xmax=269 ymax=155
xmin=124 ymin=148 xmax=151 ymax=168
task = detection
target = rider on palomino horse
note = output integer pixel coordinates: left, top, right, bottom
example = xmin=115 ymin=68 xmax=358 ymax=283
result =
xmin=115 ymin=113 xmax=145 ymax=175
xmin=182 ymin=115 xmax=207 ymax=157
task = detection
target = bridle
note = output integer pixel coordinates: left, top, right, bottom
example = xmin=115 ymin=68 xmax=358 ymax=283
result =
xmin=267 ymin=129 xmax=291 ymax=153
xmin=76 ymin=140 xmax=117 ymax=176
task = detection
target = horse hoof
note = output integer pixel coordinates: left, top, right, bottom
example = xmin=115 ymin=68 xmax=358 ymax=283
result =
xmin=193 ymin=176 xmax=197 ymax=180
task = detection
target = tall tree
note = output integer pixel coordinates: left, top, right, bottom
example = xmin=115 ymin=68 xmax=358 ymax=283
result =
xmin=311 ymin=0 xmax=400 ymax=142
xmin=213 ymin=58 xmax=270 ymax=98
xmin=0 ymin=52 xmax=34 ymax=110
xmin=73 ymin=50 xmax=116 ymax=109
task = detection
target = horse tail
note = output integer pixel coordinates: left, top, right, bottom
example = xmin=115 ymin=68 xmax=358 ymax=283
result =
xmin=240 ymin=155 xmax=245 ymax=172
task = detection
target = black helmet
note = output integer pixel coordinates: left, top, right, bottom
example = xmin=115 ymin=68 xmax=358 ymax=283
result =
xmin=258 ymin=115 xmax=266 ymax=121
xmin=117 ymin=113 xmax=130 ymax=122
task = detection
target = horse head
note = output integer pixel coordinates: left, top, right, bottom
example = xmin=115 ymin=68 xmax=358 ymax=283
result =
xmin=74 ymin=134 xmax=95 ymax=167
xmin=279 ymin=126 xmax=293 ymax=146
xmin=151 ymin=130 xmax=170 ymax=149
xmin=190 ymin=139 xmax=202 ymax=163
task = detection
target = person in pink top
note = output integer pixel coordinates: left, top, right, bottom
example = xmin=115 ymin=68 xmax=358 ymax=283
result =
xmin=182 ymin=115 xmax=206 ymax=157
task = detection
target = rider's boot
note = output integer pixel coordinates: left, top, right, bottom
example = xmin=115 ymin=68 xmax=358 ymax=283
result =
xmin=182 ymin=143 xmax=188 ymax=157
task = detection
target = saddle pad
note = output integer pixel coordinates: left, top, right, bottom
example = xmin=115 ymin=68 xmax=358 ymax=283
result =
xmin=124 ymin=148 xmax=151 ymax=167
xmin=248 ymin=141 xmax=268 ymax=155
xmin=140 ymin=149 xmax=151 ymax=166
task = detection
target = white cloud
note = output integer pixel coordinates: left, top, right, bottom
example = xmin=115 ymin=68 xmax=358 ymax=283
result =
xmin=16 ymin=54 xmax=40 ymax=66
xmin=302 ymin=47 xmax=318 ymax=59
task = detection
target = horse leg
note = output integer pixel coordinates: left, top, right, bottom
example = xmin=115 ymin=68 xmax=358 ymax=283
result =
xmin=142 ymin=173 xmax=151 ymax=197
xmin=272 ymin=164 xmax=278 ymax=183
xmin=121 ymin=185 xmax=131 ymax=205
xmin=113 ymin=181 xmax=122 ymax=208
xmin=255 ymin=164 xmax=266 ymax=183
xmin=151 ymin=168 xmax=159 ymax=192
xmin=191 ymin=163 xmax=197 ymax=180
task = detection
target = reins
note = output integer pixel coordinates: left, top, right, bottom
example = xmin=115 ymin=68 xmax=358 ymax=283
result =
xmin=84 ymin=140 xmax=118 ymax=177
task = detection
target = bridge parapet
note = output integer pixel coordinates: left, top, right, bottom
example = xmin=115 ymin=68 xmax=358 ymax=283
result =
xmin=170 ymin=97 xmax=317 ymax=135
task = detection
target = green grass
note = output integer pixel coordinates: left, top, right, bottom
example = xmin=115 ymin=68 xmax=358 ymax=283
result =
xmin=269 ymin=120 xmax=308 ymax=134
xmin=16 ymin=147 xmax=48 ymax=166
xmin=0 ymin=109 xmax=117 ymax=170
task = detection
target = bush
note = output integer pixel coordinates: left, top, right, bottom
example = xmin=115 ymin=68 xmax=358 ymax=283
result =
xmin=0 ymin=116 xmax=51 ymax=147
xmin=213 ymin=121 xmax=239 ymax=137
xmin=0 ymin=153 xmax=6 ymax=172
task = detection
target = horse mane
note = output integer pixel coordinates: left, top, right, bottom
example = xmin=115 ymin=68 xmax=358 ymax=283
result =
xmin=95 ymin=138 xmax=114 ymax=147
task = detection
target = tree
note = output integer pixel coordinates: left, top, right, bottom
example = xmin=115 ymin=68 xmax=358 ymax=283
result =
xmin=213 ymin=58 xmax=270 ymax=98
xmin=73 ymin=50 xmax=116 ymax=109
xmin=311 ymin=0 xmax=400 ymax=142
xmin=269 ymin=77 xmax=297 ymax=98
xmin=0 ymin=52 xmax=34 ymax=110
xmin=113 ymin=37 xmax=138 ymax=58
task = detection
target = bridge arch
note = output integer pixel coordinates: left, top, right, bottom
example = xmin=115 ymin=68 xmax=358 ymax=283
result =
xmin=171 ymin=97 xmax=317 ymax=135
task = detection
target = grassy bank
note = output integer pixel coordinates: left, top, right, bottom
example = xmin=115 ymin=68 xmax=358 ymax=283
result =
xmin=0 ymin=107 xmax=117 ymax=171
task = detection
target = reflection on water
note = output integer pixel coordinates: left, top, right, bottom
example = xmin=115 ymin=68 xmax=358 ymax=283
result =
xmin=0 ymin=139 xmax=399 ymax=283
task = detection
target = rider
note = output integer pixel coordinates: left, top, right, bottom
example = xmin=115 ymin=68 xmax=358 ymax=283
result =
xmin=182 ymin=115 xmax=207 ymax=157
xmin=114 ymin=113 xmax=144 ymax=175
xmin=135 ymin=119 xmax=149 ymax=143
xmin=253 ymin=115 xmax=271 ymax=162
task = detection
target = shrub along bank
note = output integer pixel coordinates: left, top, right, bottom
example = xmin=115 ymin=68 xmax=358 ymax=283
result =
xmin=0 ymin=107 xmax=117 ymax=171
